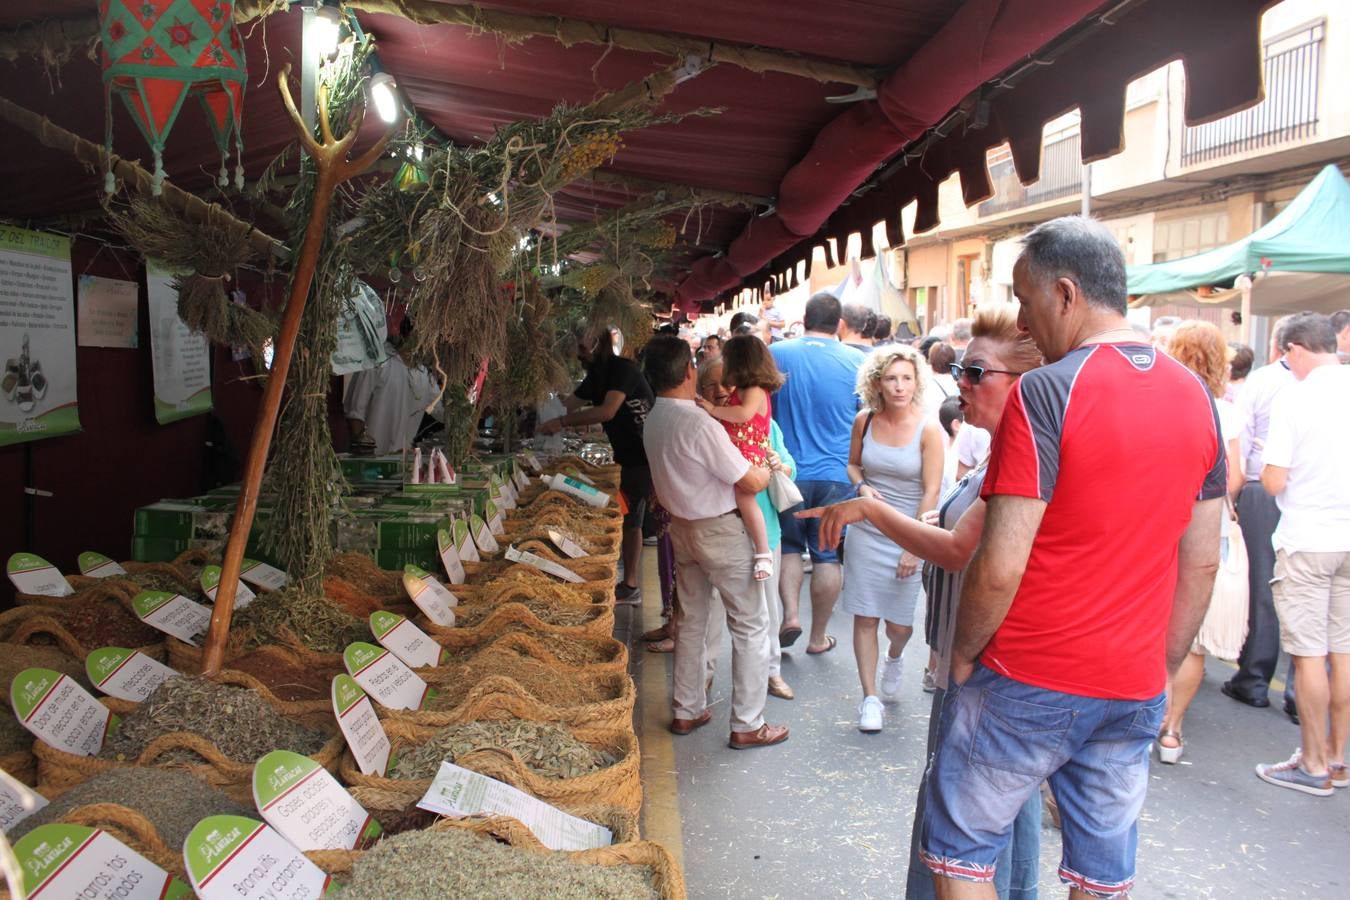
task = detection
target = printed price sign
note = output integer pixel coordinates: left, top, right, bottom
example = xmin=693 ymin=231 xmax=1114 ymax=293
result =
xmin=513 ymin=461 xmax=531 ymax=490
xmin=85 ymin=647 xmax=176 ymax=702
xmin=453 ymin=519 xmax=479 ymax=563
xmin=504 ymin=545 xmax=584 ymax=583
xmin=15 ymin=824 xmax=192 ymax=899
xmin=401 ymin=564 xmax=457 ymax=627
xmin=6 ymin=552 xmax=73 ymax=597
xmin=437 ymin=528 xmax=466 ymax=585
xmin=77 ymin=551 xmax=127 ymax=578
xmin=0 ymin=767 xmax=47 ymax=831
xmin=470 ymin=514 xmax=499 ymax=554
xmin=132 ymin=590 xmax=212 ymax=645
xmin=253 ymin=750 xmax=381 ymax=851
xmin=331 ymin=675 xmax=391 ymax=777
xmin=184 ymin=816 xmax=331 ymax=899
xmin=342 ymin=642 xmax=432 ymax=711
xmin=200 ymin=565 xmax=257 ymax=607
xmin=10 ymin=668 xmax=119 ymax=756
xmin=485 ymin=500 xmax=505 ymax=536
xmin=241 ymin=559 xmax=290 ymax=591
xmin=369 ymin=611 xmax=448 ymax=669
xmin=490 ymin=475 xmax=516 ymax=511
xmin=545 ymin=529 xmax=589 ymax=559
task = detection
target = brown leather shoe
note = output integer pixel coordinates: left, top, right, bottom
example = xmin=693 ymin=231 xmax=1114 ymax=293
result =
xmin=767 ymin=676 xmax=794 ymax=700
xmin=668 ymin=710 xmax=712 ymax=735
xmin=728 ymin=723 xmax=789 ymax=749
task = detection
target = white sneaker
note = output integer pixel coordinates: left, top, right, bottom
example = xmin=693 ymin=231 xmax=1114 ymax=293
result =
xmin=858 ymin=696 xmax=883 ymax=733
xmin=880 ymin=654 xmax=903 ymax=699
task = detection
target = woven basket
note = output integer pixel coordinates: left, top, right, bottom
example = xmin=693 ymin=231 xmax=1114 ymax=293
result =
xmin=45 ymin=802 xmax=187 ymax=879
xmin=420 ymin=622 xmax=628 ymax=676
xmin=167 ymin=627 xmax=346 ymax=676
xmin=169 ymin=548 xmax=214 ymax=581
xmin=11 ymin=577 xmax=137 ymax=611
xmin=340 ymin=719 xmax=640 ymax=816
xmin=304 ymin=821 xmax=683 ymax=899
xmin=381 ymin=672 xmax=636 ymax=733
xmin=444 ymin=598 xmax=615 ymax=641
xmin=463 ymin=556 xmax=616 ymax=586
xmin=0 ymin=747 xmax=36 ymax=786
xmin=33 ymin=699 xmax=345 ymax=805
xmin=0 ymin=609 xmax=165 ymax=664
xmin=326 ymin=552 xmax=405 ymax=604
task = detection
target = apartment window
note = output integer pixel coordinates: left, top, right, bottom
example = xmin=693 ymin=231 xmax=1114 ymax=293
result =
xmin=1152 ymin=212 xmax=1229 ymax=262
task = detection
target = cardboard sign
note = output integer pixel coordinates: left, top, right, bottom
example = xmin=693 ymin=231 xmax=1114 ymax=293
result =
xmin=545 ymin=529 xmax=589 ymax=559
xmin=132 ymin=590 xmax=212 ymax=645
xmin=401 ymin=565 xmax=457 ymax=627
xmin=0 ymin=766 xmax=47 ymax=831
xmin=253 ymin=750 xmax=381 ymax=851
xmin=85 ymin=647 xmax=176 ymax=702
xmin=200 ymin=565 xmax=257 ymax=607
xmin=452 ymin=519 xmax=480 ymax=563
xmin=485 ymin=500 xmax=505 ymax=536
xmin=437 ymin=528 xmax=466 ymax=585
xmin=10 ymin=668 xmax=118 ymax=756
xmin=342 ymin=642 xmax=431 ymax=711
xmin=15 ymin=824 xmax=192 ymax=899
xmin=504 ymin=545 xmax=584 ymax=583
xmin=184 ymin=816 xmax=331 ymax=899
xmin=77 ymin=551 xmax=127 ymax=578
xmin=6 ymin=552 xmax=73 ymax=597
xmin=470 ymin=514 xmax=499 ymax=554
xmin=331 ymin=675 xmax=391 ymax=777
xmin=240 ymin=559 xmax=290 ymax=591
xmin=369 ymin=611 xmax=448 ymax=669
xmin=417 ymin=762 xmax=613 ymax=851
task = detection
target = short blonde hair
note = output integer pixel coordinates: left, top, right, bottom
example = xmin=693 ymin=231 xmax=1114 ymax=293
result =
xmin=970 ymin=302 xmax=1042 ymax=373
xmin=857 ymin=344 xmax=927 ymax=412
xmin=1170 ymin=320 xmax=1228 ymax=398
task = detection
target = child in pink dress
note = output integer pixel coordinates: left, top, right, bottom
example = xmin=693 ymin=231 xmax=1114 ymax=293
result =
xmin=697 ymin=335 xmax=785 ymax=580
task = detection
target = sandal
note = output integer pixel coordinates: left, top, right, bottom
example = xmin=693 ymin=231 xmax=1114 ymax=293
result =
xmin=753 ymin=552 xmax=774 ymax=581
xmin=646 ymin=637 xmax=675 ymax=653
xmin=1157 ymin=729 xmax=1184 ymax=765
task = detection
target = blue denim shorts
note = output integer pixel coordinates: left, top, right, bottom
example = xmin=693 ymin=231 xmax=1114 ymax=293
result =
xmin=777 ymin=479 xmax=854 ymax=564
xmin=920 ymin=664 xmax=1165 ymax=897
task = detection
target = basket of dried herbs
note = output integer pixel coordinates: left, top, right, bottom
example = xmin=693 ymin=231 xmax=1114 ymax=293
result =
xmin=326 ymin=552 xmax=406 ymax=606
xmin=381 ymin=664 xmax=637 ymax=733
xmin=34 ymin=677 xmax=344 ymax=804
xmin=455 ymin=569 xmax=615 ymax=607
xmin=304 ymin=823 xmax=683 ymax=899
xmin=421 ymin=626 xmax=628 ymax=676
xmin=7 ymin=768 xmax=254 ymax=880
xmin=11 ymin=576 xmax=135 ymax=611
xmin=500 ymin=523 xmax=621 ymax=559
xmin=220 ymin=645 xmax=340 ymax=707
xmin=436 ymin=595 xmax=615 ymax=641
xmin=462 ymin=556 xmax=617 ymax=585
xmin=0 ymin=603 xmax=165 ymax=663
xmin=507 ymin=506 xmax=625 ymax=542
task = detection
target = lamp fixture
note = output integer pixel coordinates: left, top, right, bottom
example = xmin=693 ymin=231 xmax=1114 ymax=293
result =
xmin=312 ymin=4 xmax=342 ymax=58
xmin=369 ymin=72 xmax=400 ymax=124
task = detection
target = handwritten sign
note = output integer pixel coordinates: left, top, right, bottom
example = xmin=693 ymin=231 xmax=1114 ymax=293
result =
xmin=77 ymin=274 xmax=139 ymax=349
xmin=85 ymin=647 xmax=176 ymax=702
xmin=132 ymin=590 xmax=212 ymax=645
xmin=10 ymin=668 xmax=118 ymax=756
xmin=183 ymin=816 xmax=331 ymax=900
xmin=342 ymin=642 xmax=431 ymax=711
xmin=253 ymin=750 xmax=381 ymax=851
xmin=331 ymin=675 xmax=391 ymax=777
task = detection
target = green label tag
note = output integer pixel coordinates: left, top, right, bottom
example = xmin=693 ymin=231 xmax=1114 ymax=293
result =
xmin=437 ymin=528 xmax=466 ymax=585
xmin=14 ymin=823 xmax=191 ymax=899
xmin=10 ymin=667 xmax=119 ymax=756
xmin=184 ymin=816 xmax=332 ymax=898
xmin=331 ymin=675 xmax=393 ymax=777
xmin=77 ymin=551 xmax=126 ymax=577
xmin=452 ymin=518 xmax=479 ymax=562
xmin=470 ymin=514 xmax=499 ymax=554
xmin=368 ymin=610 xmax=402 ymax=640
xmin=253 ymin=750 xmax=382 ymax=851
xmin=85 ymin=647 xmax=176 ymax=702
xmin=131 ymin=590 xmax=176 ymax=617
xmin=199 ymin=565 xmax=256 ymax=606
xmin=6 ymin=552 xmax=74 ymax=597
xmin=343 ymin=642 xmax=432 ymax=711
xmin=369 ymin=612 xmax=447 ymax=668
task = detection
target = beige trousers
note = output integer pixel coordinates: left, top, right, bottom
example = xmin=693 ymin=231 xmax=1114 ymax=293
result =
xmin=669 ymin=513 xmax=770 ymax=733
xmin=706 ymin=544 xmax=784 ymax=680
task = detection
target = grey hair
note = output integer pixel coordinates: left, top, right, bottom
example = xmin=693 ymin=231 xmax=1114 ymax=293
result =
xmin=841 ymin=303 xmax=871 ymax=334
xmin=1280 ymin=312 xmax=1337 ymax=355
xmin=951 ymin=317 xmax=972 ymax=342
xmin=1019 ymin=216 xmax=1127 ymax=314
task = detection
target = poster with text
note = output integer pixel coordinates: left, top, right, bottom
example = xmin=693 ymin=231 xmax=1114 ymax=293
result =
xmin=146 ymin=261 xmax=212 ymax=424
xmin=77 ymin=274 xmax=139 ymax=348
xmin=0 ymin=225 xmax=81 ymax=445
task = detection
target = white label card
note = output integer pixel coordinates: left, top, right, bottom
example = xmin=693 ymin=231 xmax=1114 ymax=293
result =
xmin=77 ymin=551 xmax=127 ymax=578
xmin=184 ymin=816 xmax=330 ymax=900
xmin=471 ymin=515 xmax=499 ymax=554
xmin=521 ymin=450 xmax=542 ymax=473
xmin=0 ymin=767 xmax=47 ymax=831
xmin=16 ymin=825 xmax=191 ymax=899
xmin=437 ymin=529 xmax=466 ymax=585
xmin=454 ymin=520 xmax=480 ymax=564
xmin=401 ymin=565 xmax=457 ymax=627
xmin=132 ymin=591 xmax=212 ymax=645
xmin=331 ymin=675 xmax=391 ymax=777
xmin=200 ymin=565 xmax=257 ymax=608
xmin=85 ymin=647 xmax=176 ymax=702
xmin=504 ymin=545 xmax=584 ymax=583
xmin=6 ymin=552 xmax=74 ymax=597
xmin=343 ymin=642 xmax=431 ymax=711
xmin=369 ymin=611 xmax=448 ymax=669
xmin=253 ymin=750 xmax=381 ymax=851
xmin=240 ymin=559 xmax=290 ymax=591
xmin=10 ymin=669 xmax=116 ymax=756
xmin=546 ymin=529 xmax=589 ymax=559
xmin=417 ymin=762 xmax=613 ymax=851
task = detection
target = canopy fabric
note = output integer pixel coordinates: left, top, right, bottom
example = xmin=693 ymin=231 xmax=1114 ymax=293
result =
xmin=1129 ymin=271 xmax=1350 ymax=317
xmin=1127 ymin=165 xmax=1350 ymax=296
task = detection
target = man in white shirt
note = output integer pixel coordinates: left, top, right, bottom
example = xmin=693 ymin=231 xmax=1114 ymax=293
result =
xmin=343 ymin=331 xmax=441 ymax=455
xmin=641 ymin=336 xmax=789 ymax=749
xmin=1256 ymin=312 xmax=1350 ymax=796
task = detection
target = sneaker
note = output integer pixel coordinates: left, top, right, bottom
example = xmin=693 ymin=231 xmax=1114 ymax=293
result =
xmin=858 ymin=696 xmax=883 ymax=733
xmin=921 ymin=667 xmax=938 ymax=694
xmin=642 ymin=535 xmax=658 ymax=546
xmin=880 ymin=654 xmax=903 ymax=699
xmin=1255 ymin=750 xmax=1333 ymax=797
xmin=1329 ymin=761 xmax=1348 ymax=789
xmin=614 ymin=584 xmax=642 ymax=606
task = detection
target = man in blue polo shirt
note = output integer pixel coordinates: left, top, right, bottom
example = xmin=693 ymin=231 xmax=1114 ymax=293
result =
xmin=771 ymin=292 xmax=866 ymax=654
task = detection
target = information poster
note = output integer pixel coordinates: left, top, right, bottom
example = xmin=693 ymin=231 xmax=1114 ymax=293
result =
xmin=146 ymin=261 xmax=213 ymax=424
xmin=0 ymin=225 xmax=81 ymax=445
xmin=77 ymin=274 xmax=139 ymax=348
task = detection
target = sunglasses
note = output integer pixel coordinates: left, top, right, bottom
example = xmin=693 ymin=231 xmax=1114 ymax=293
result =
xmin=950 ymin=363 xmax=1021 ymax=385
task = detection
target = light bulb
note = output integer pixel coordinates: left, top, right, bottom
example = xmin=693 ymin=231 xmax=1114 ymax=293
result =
xmin=370 ymin=73 xmax=399 ymax=124
xmin=311 ymin=5 xmax=342 ymax=58
xmin=387 ymin=266 xmax=402 ymax=284
xmin=413 ymin=143 xmax=424 ymax=161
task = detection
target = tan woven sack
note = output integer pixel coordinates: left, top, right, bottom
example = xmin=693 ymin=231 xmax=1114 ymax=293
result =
xmin=380 ymin=672 xmax=636 ymax=732
xmin=419 ymin=625 xmax=628 ymax=676
xmin=12 ymin=577 xmax=138 ymax=611
xmin=0 ymin=748 xmax=36 ymax=786
xmin=46 ymin=802 xmax=187 ymax=879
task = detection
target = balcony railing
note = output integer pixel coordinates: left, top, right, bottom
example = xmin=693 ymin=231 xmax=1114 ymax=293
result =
xmin=978 ymin=133 xmax=1082 ymax=216
xmin=1181 ymin=27 xmax=1322 ymax=166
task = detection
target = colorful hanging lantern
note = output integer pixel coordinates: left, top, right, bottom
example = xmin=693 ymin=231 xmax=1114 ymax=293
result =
xmin=98 ymin=0 xmax=247 ymax=195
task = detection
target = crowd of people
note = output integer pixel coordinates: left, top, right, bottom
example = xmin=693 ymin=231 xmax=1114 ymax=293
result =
xmin=541 ymin=214 xmax=1350 ymax=898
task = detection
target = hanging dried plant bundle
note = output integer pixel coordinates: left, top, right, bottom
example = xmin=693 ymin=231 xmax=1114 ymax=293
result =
xmin=488 ymin=276 xmax=570 ymax=433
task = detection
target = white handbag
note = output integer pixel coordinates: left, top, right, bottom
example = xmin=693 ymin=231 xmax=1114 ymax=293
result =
xmin=767 ymin=470 xmax=804 ymax=512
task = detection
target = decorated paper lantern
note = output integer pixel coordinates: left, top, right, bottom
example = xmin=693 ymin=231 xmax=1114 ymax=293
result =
xmin=98 ymin=0 xmax=247 ymax=194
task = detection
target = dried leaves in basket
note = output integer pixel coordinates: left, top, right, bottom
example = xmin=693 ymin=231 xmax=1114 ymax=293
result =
xmin=391 ymin=720 xmax=616 ymax=781
xmin=455 ymin=597 xmax=596 ymax=629
xmin=99 ymin=677 xmax=327 ymax=764
xmin=339 ymin=827 xmax=658 ymax=899
xmin=234 ymin=584 xmax=369 ymax=653
xmin=425 ymin=648 xmax=612 ymax=711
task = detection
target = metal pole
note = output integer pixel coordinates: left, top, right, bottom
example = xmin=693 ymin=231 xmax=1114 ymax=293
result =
xmin=300 ymin=3 xmax=319 ymax=134
xmin=1081 ymin=160 xmax=1091 ymax=217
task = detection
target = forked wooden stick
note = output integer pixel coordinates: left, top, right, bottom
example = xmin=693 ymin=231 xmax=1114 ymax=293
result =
xmin=201 ymin=63 xmax=395 ymax=675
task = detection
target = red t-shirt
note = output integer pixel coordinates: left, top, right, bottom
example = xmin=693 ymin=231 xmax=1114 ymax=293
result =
xmin=979 ymin=343 xmax=1226 ymax=699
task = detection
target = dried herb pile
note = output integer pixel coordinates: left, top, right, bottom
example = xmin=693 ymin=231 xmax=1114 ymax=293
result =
xmin=426 ymin=648 xmax=613 ymax=711
xmin=9 ymin=768 xmax=252 ymax=850
xmin=58 ymin=602 xmax=162 ymax=649
xmin=234 ymin=585 xmax=369 ymax=653
xmin=0 ymin=642 xmax=91 ymax=691
xmin=99 ymin=677 xmax=328 ymax=764
xmin=227 ymin=649 xmax=334 ymax=701
xmin=340 ymin=828 xmax=658 ymax=899
xmin=456 ymin=596 xmax=598 ymax=628
xmin=0 ymin=715 xmax=31 ymax=754
xmin=391 ymin=720 xmax=617 ymax=781
xmin=124 ymin=571 xmax=197 ymax=597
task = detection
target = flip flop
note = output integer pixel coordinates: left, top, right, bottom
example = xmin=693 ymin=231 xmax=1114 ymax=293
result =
xmin=645 ymin=637 xmax=675 ymax=653
xmin=779 ymin=625 xmax=803 ymax=648
xmin=805 ymin=635 xmax=837 ymax=655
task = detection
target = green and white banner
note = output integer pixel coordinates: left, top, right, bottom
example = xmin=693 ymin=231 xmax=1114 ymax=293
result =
xmin=0 ymin=225 xmax=81 ymax=445
xmin=146 ymin=260 xmax=213 ymax=424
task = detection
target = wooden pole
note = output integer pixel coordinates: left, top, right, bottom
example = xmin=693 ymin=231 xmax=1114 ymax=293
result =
xmin=201 ymin=64 xmax=394 ymax=675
